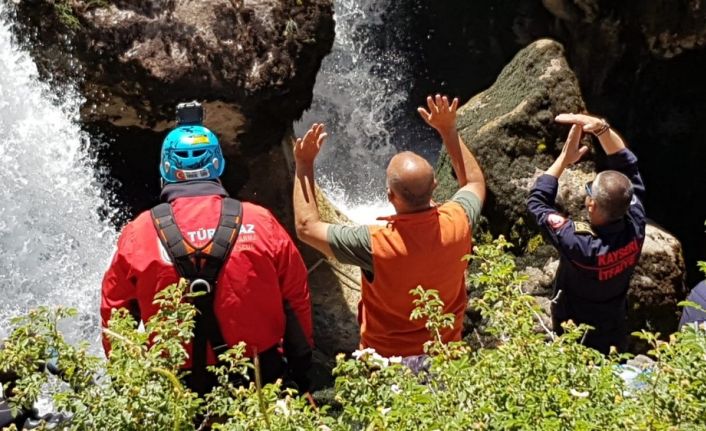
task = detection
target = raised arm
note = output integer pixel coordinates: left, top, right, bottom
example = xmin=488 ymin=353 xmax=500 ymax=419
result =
xmin=292 ymin=123 xmax=335 ymax=257
xmin=555 ymin=113 xmax=645 ymax=219
xmin=555 ymin=113 xmax=625 ymax=155
xmin=528 ymin=124 xmax=586 ymax=222
xmin=418 ymin=95 xmax=486 ymax=204
xmin=527 ymin=123 xmax=597 ymax=262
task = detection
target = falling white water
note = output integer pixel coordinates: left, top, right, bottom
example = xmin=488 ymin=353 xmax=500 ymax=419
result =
xmin=0 ymin=6 xmax=117 ymax=350
xmin=296 ymin=0 xmax=410 ymax=224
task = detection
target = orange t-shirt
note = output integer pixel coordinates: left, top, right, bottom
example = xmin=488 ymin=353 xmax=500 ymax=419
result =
xmin=359 ymin=201 xmax=471 ymax=357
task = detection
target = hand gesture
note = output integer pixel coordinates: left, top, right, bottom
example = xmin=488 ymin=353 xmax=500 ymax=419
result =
xmin=294 ymin=123 xmax=327 ymax=165
xmin=418 ymin=94 xmax=459 ymax=135
xmin=555 ymin=113 xmax=609 ymax=136
xmin=559 ymin=124 xmax=589 ymax=166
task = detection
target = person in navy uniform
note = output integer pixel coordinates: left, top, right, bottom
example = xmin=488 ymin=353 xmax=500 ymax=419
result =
xmin=679 ymin=280 xmax=706 ymax=329
xmin=527 ymin=113 xmax=647 ymax=354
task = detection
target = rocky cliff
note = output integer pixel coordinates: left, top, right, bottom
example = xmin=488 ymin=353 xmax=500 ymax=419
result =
xmin=10 ymin=0 xmax=334 ymax=223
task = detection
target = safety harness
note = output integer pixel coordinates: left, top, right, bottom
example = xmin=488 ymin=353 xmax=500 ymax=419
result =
xmin=151 ymin=197 xmax=242 ymax=395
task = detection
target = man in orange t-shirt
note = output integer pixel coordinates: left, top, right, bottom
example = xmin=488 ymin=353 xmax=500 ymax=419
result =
xmin=292 ymin=95 xmax=486 ymax=358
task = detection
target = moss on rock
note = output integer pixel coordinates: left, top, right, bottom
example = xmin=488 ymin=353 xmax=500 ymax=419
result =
xmin=435 ymin=39 xmax=587 ymax=243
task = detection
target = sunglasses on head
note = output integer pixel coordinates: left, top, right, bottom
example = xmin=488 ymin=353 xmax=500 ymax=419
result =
xmin=585 ymin=181 xmax=593 ymax=197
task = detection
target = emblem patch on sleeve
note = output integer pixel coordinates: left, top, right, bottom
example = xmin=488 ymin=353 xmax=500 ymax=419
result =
xmin=573 ymin=221 xmax=597 ymax=237
xmin=547 ymin=213 xmax=568 ymax=230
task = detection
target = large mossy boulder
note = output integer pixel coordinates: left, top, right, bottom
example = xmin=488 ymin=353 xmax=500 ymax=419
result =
xmin=435 ymin=39 xmax=588 ymax=240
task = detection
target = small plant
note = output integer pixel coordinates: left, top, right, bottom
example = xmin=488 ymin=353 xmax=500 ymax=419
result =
xmin=50 ymin=0 xmax=109 ymax=30
xmin=525 ymin=233 xmax=544 ymax=253
xmin=54 ymin=1 xmax=80 ymax=30
xmin=536 ymin=138 xmax=547 ymax=154
xmin=409 ymin=286 xmax=465 ymax=358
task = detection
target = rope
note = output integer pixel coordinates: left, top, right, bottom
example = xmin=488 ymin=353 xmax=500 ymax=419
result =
xmin=306 ymin=258 xmax=361 ymax=292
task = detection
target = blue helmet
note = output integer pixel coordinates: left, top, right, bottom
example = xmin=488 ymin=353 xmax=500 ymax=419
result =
xmin=160 ymin=125 xmax=225 ymax=183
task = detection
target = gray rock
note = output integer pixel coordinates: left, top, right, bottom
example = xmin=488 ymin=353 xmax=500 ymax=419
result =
xmin=628 ymin=224 xmax=687 ymax=348
xmin=300 ymin=186 xmax=362 ymax=386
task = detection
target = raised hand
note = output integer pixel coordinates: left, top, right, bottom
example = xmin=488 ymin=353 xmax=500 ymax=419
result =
xmin=556 ymin=112 xmax=625 ymax=155
xmin=559 ymin=124 xmax=589 ymax=166
xmin=417 ymin=94 xmax=459 ymax=136
xmin=555 ymin=113 xmax=609 ymax=136
xmin=294 ymin=123 xmax=327 ymax=165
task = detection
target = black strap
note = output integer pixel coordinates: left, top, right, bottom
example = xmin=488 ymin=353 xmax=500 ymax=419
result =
xmin=151 ymin=197 xmax=243 ymax=395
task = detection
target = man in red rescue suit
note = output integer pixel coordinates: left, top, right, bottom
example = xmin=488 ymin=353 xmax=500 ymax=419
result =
xmin=101 ymin=102 xmax=313 ymax=395
xmin=527 ymin=113 xmax=647 ymax=354
xmin=292 ymin=95 xmax=486 ymax=359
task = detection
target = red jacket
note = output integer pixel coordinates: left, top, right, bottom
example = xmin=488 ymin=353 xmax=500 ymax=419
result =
xmin=101 ymin=181 xmax=313 ymax=370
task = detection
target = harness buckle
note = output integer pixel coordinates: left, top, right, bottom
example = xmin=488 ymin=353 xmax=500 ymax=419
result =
xmin=189 ymin=278 xmax=212 ymax=294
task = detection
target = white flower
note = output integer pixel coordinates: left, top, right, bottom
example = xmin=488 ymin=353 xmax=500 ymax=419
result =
xmin=352 ymin=348 xmax=377 ymax=359
xmin=389 ymin=356 xmax=403 ymax=364
xmin=391 ymin=384 xmax=402 ymax=394
xmin=275 ymin=398 xmax=290 ymax=416
xmin=570 ymin=388 xmax=589 ymax=398
xmin=370 ymin=352 xmax=389 ymax=368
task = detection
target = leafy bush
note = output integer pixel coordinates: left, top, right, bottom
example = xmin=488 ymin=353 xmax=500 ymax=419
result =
xmin=1 ymin=238 xmax=705 ymax=430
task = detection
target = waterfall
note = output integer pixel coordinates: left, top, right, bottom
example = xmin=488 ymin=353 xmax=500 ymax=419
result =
xmin=0 ymin=5 xmax=117 ymax=350
xmin=296 ymin=0 xmax=421 ymax=224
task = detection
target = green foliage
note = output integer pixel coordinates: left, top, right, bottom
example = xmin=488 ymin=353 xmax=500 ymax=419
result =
xmin=53 ymin=2 xmax=80 ymax=30
xmin=698 ymin=260 xmax=706 ymax=277
xmin=51 ymin=0 xmax=108 ymax=30
xmin=525 ymin=233 xmax=544 ymax=254
xmin=0 ymin=281 xmax=326 ymax=430
xmin=2 ymin=243 xmax=706 ymax=430
xmin=409 ymin=286 xmax=462 ymax=357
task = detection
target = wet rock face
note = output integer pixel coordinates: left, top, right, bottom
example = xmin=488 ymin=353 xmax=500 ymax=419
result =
xmin=11 ymin=0 xmax=334 ymax=222
xmin=435 ymin=39 xmax=587 ymax=240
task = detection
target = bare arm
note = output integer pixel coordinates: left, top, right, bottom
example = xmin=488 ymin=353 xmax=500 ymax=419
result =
xmin=292 ymin=123 xmax=335 ymax=257
xmin=555 ymin=113 xmax=626 ymax=155
xmin=555 ymin=113 xmax=645 ymax=222
xmin=418 ymin=95 xmax=486 ymax=204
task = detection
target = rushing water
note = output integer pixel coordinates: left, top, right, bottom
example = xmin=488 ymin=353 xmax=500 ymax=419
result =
xmin=295 ymin=0 xmax=421 ymax=224
xmin=0 ymin=6 xmax=117 ymax=349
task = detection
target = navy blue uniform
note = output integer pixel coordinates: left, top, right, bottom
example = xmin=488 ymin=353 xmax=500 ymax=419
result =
xmin=527 ymin=149 xmax=647 ymax=354
xmin=679 ymin=280 xmax=706 ymax=329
